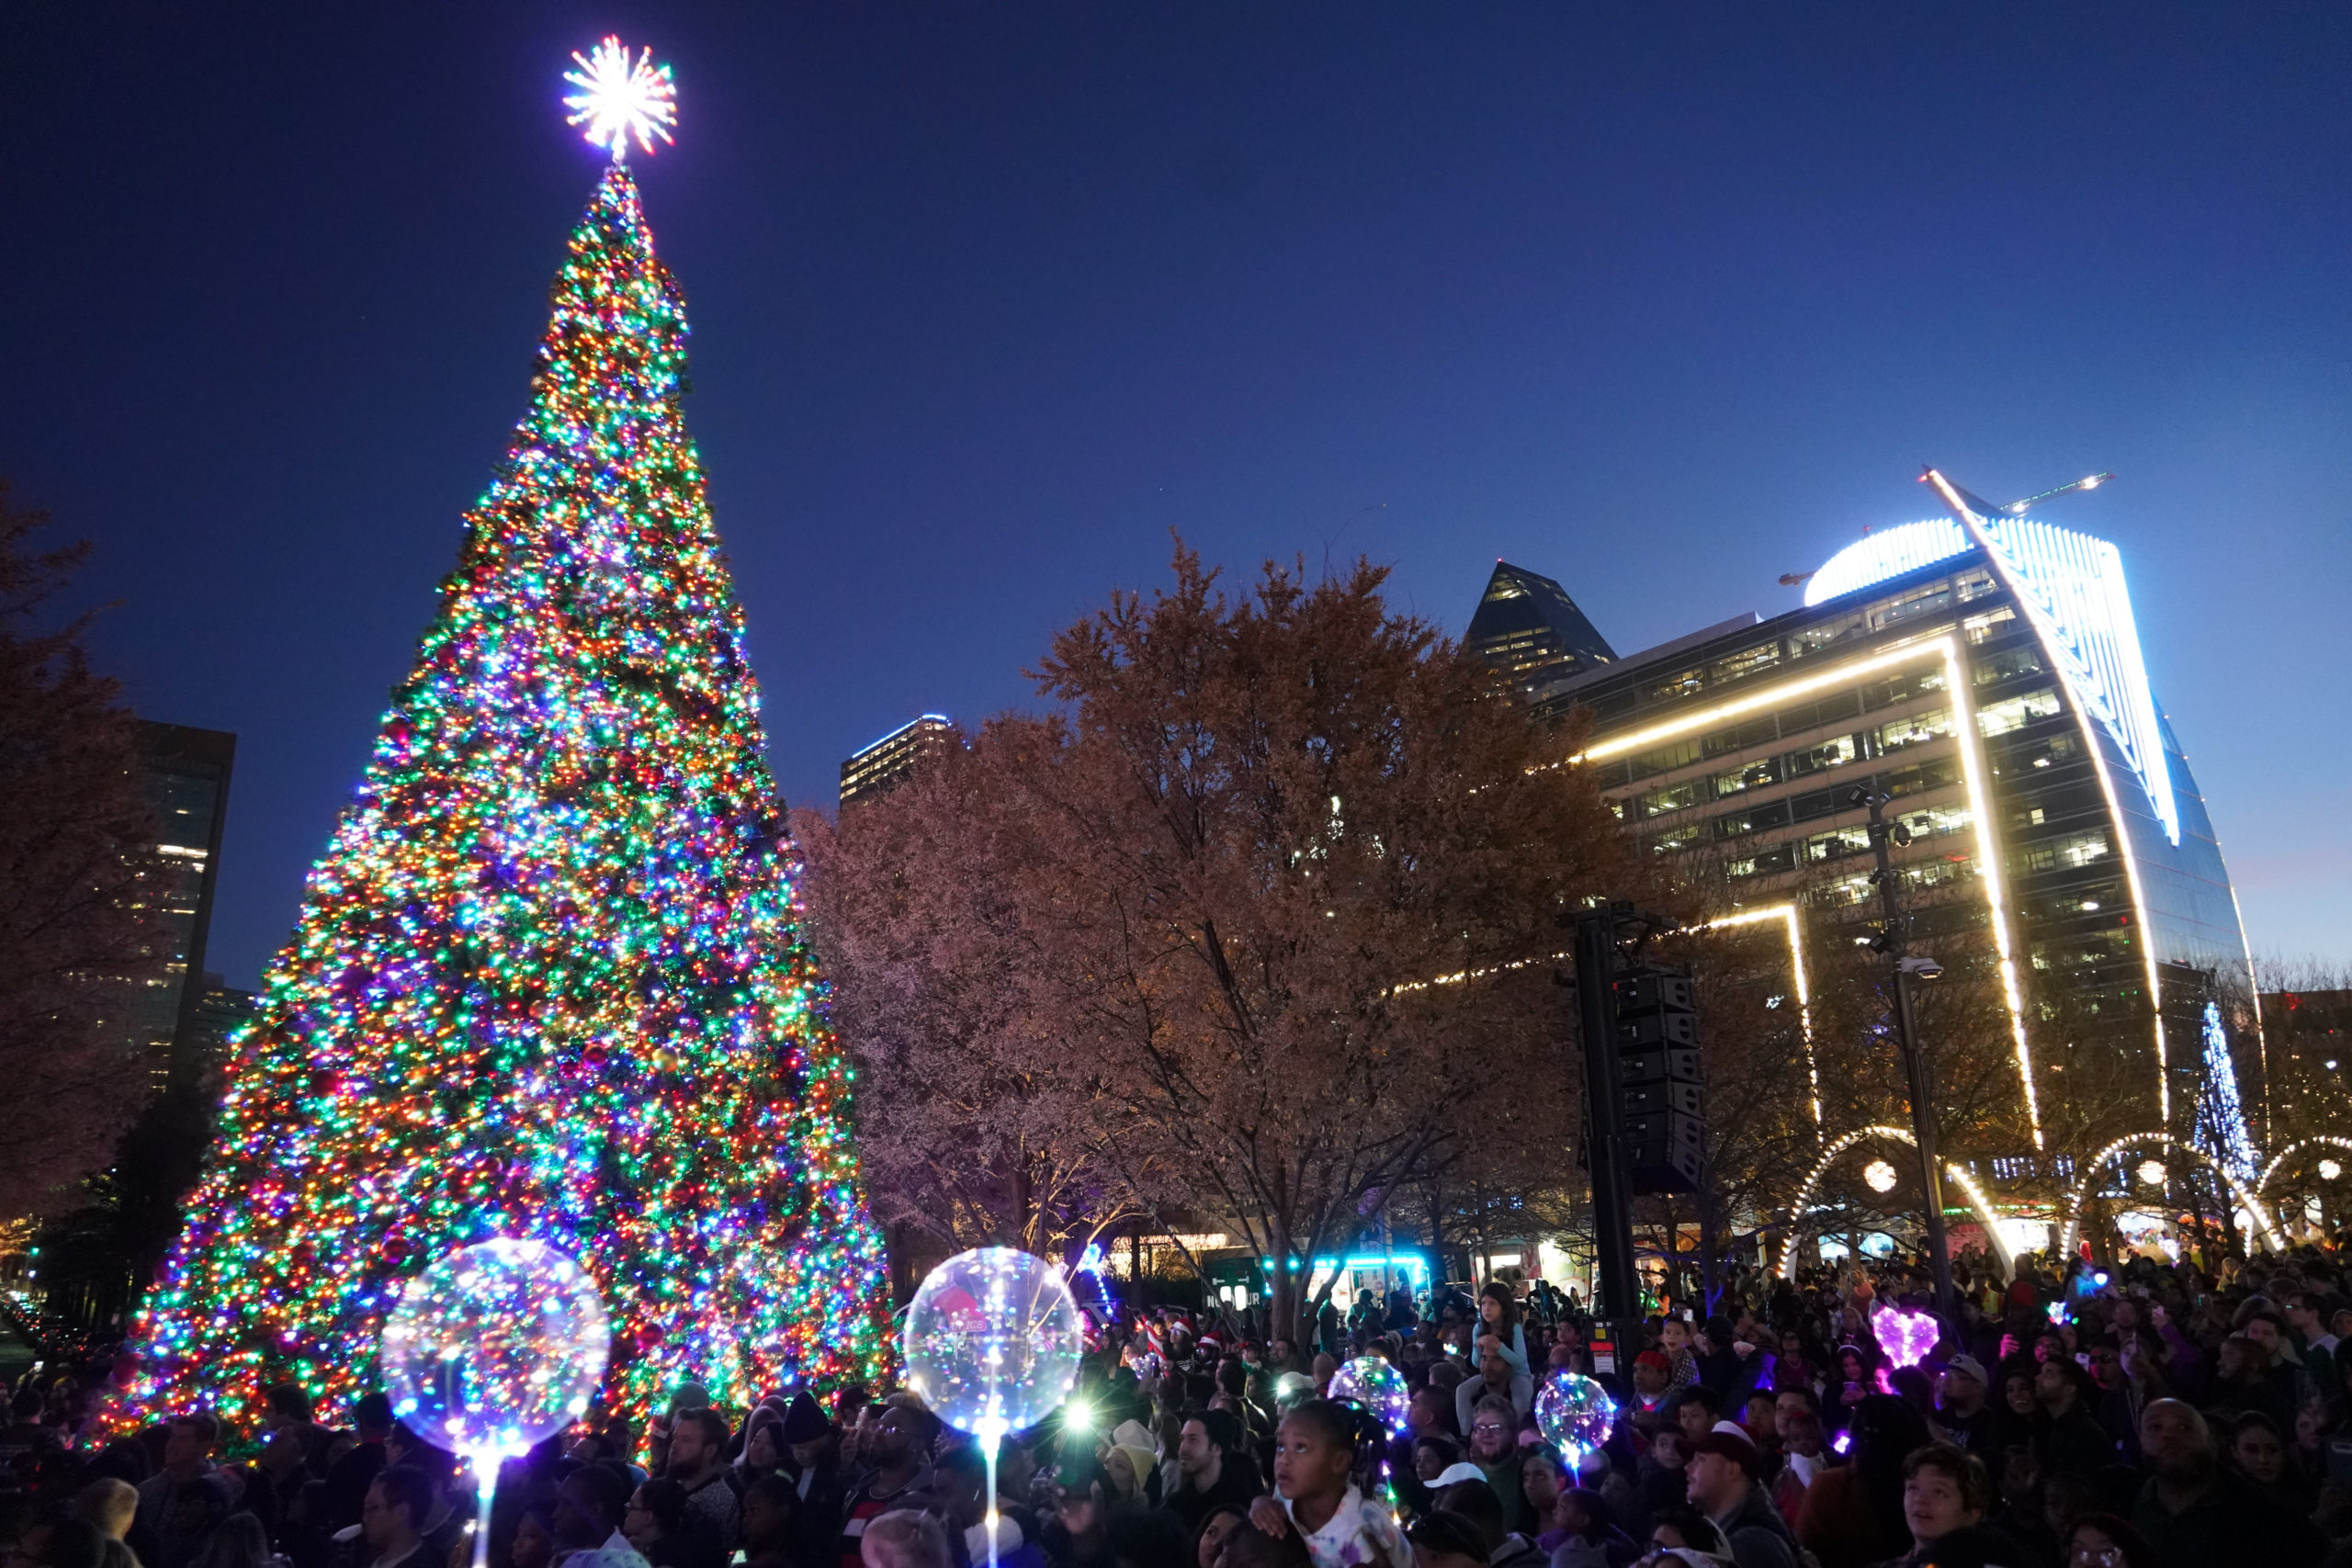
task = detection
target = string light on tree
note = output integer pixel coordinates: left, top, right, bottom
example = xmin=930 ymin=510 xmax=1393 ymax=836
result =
xmin=108 ymin=40 xmax=890 ymax=1433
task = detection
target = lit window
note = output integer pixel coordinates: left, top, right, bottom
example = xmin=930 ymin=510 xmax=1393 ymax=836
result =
xmin=1977 ymin=688 xmax=2064 ymax=737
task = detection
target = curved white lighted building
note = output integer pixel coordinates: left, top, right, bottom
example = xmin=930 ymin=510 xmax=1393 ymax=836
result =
xmin=1528 ymin=491 xmax=2262 ymax=1177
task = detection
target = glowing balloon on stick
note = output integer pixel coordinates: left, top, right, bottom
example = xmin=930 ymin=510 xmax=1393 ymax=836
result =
xmin=1871 ymin=1303 xmax=1939 ymax=1369
xmin=901 ymin=1248 xmax=1083 ymax=1568
xmin=1532 ymin=1370 xmax=1617 ymax=1458
xmin=379 ymin=1237 xmax=610 ymax=1568
xmin=1327 ymin=1356 xmax=1410 ymax=1437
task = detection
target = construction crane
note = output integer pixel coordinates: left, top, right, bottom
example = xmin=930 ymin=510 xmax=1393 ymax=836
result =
xmin=1925 ymin=468 xmax=2113 ymax=518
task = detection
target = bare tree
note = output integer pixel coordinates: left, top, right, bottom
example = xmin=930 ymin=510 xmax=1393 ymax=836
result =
xmin=0 ymin=481 xmax=167 ymax=1215
xmin=808 ymin=542 xmax=1634 ymax=1336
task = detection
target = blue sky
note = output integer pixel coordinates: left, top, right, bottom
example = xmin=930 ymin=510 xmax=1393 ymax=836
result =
xmin=4 ymin=3 xmax=2346 ymax=987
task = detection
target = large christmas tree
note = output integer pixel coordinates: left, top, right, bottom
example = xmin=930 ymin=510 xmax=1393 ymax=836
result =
xmin=119 ymin=59 xmax=891 ymax=1427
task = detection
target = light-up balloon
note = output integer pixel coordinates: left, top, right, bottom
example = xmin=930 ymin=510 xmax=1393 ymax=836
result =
xmin=1533 ymin=1370 xmax=1616 ymax=1456
xmin=900 ymin=1247 xmax=1083 ymax=1441
xmin=1327 ymin=1356 xmax=1410 ymax=1437
xmin=378 ymin=1237 xmax=611 ymax=1463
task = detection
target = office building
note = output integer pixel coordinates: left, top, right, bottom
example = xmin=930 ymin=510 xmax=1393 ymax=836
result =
xmin=130 ymin=723 xmax=236 ymax=1089
xmin=840 ymin=715 xmax=958 ymax=807
xmin=1465 ymin=561 xmax=1617 ymax=703
xmin=1510 ymin=479 xmax=2257 ymax=1170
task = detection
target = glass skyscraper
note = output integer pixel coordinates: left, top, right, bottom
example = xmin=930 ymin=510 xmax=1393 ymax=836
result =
xmin=129 ymin=723 xmax=238 ymax=1090
xmin=1464 ymin=561 xmax=1618 ymax=704
xmin=1497 ymin=491 xmax=2258 ymax=1179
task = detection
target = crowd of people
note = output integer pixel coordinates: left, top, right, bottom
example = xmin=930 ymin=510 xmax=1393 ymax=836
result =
xmin=5 ymin=1241 xmax=2352 ymax=1568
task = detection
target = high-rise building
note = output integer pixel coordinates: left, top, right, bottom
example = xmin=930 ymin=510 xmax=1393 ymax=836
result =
xmin=130 ymin=723 xmax=236 ymax=1089
xmin=840 ymin=715 xmax=958 ymax=807
xmin=1465 ymin=561 xmax=1617 ymax=703
xmin=1504 ymin=486 xmax=2257 ymax=1171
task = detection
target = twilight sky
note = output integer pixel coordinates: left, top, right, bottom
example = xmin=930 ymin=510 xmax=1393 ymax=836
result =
xmin=5 ymin=4 xmax=2348 ymax=989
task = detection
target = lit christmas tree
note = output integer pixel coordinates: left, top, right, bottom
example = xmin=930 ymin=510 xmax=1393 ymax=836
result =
xmin=118 ymin=41 xmax=891 ymax=1428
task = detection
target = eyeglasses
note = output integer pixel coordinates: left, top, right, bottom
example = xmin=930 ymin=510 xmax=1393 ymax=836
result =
xmin=1471 ymin=1422 xmax=1509 ymax=1435
xmin=2070 ymin=1548 xmax=2123 ymax=1567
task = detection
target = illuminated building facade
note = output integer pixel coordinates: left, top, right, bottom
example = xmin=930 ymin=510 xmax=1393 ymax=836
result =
xmin=1465 ymin=561 xmax=1617 ymax=704
xmin=840 ymin=714 xmax=959 ymax=807
xmin=1523 ymin=502 xmax=2256 ymax=1165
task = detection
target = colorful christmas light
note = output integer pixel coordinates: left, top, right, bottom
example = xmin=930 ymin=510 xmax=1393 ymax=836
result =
xmin=112 ymin=151 xmax=891 ymax=1433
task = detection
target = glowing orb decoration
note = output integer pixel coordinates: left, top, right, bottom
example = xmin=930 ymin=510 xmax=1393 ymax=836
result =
xmin=1327 ymin=1356 xmax=1410 ymax=1437
xmin=1863 ymin=1159 xmax=1899 ymax=1194
xmin=1871 ymin=1304 xmax=1939 ymax=1369
xmin=1532 ymin=1370 xmax=1617 ymax=1457
xmin=2137 ymin=1159 xmax=2167 ymax=1187
xmin=563 ymin=37 xmax=678 ymax=162
xmin=901 ymin=1247 xmax=1082 ymax=1442
xmin=379 ymin=1237 xmax=611 ymax=1463
xmin=2323 ymin=1159 xmax=2344 ymax=1181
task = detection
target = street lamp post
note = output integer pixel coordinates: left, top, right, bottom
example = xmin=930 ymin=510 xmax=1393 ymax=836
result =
xmin=1857 ymin=785 xmax=1958 ymax=1322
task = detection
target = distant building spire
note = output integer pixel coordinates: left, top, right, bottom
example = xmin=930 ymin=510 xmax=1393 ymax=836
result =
xmin=1464 ymin=561 xmax=1616 ymax=703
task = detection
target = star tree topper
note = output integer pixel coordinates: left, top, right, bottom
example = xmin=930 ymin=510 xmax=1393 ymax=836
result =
xmin=564 ymin=37 xmax=677 ymax=162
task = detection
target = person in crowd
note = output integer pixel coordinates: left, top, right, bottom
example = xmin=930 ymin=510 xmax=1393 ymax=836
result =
xmin=192 ymin=1516 xmax=266 ymax=1568
xmin=1796 ymin=1395 xmax=1925 ymax=1568
xmin=739 ymin=1409 xmax=786 ymax=1490
xmin=360 ymin=1469 xmax=444 ymax=1568
xmin=2057 ymin=1512 xmax=2159 ymax=1568
xmin=626 ymin=1480 xmax=718 ymax=1568
xmin=1163 ymin=1413 xmax=1261 ymax=1535
xmin=2128 ymin=1397 xmax=2323 ymax=1568
xmin=513 ymin=1505 xmax=559 ymax=1568
xmin=1542 ymin=1489 xmax=1634 ymax=1568
xmin=323 ymin=1394 xmax=395 ymax=1532
xmin=1877 ymin=1444 xmax=1999 ymax=1568
xmin=555 ymin=1465 xmax=654 ymax=1568
xmin=133 ymin=1418 xmax=219 ymax=1542
xmin=841 ymin=1408 xmax=940 ymax=1568
xmin=1670 ymin=1392 xmax=1724 ymax=1453
xmin=1636 ymin=1505 xmax=1730 ymax=1565
xmin=1041 ymin=1456 xmax=1114 ymax=1568
xmin=1765 ymin=1408 xmax=1826 ymax=1529
xmin=1428 ymin=1480 xmax=1542 ymax=1568
xmin=72 ymin=1481 xmax=139 ymax=1549
xmin=1402 ymin=1511 xmax=1487 ymax=1568
xmin=859 ymin=1513 xmax=952 ymax=1568
xmin=2033 ymin=1359 xmax=2118 ymax=1483
xmin=19 ymin=1519 xmax=108 ymax=1568
xmin=740 ymin=1476 xmax=803 ymax=1568
xmin=660 ymin=1408 xmax=741 ymax=1559
xmin=1243 ymin=1400 xmax=1408 ymax=1568
xmin=1520 ymin=1450 xmax=1570 ymax=1542
xmin=1461 ymin=1397 xmax=1526 ymax=1531
xmin=1681 ymin=1422 xmax=1793 ymax=1568
xmin=1927 ymin=1359 xmax=2003 ymax=1463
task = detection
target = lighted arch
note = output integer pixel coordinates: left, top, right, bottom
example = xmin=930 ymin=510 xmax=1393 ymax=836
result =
xmin=2257 ymin=1136 xmax=2352 ymax=1193
xmin=1778 ymin=1125 xmax=2015 ymax=1280
xmin=2056 ymin=1132 xmax=2284 ymax=1256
